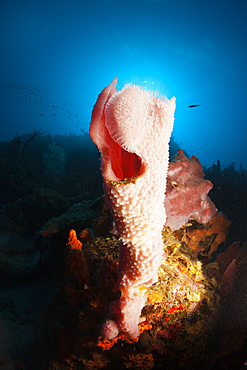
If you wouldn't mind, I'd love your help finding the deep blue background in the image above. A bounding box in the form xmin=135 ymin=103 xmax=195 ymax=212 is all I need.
xmin=1 ymin=0 xmax=247 ymax=169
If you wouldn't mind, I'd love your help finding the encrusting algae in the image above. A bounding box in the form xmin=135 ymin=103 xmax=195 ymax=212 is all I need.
xmin=42 ymin=210 xmax=229 ymax=370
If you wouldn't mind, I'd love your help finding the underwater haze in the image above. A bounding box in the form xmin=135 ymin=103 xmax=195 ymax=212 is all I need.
xmin=0 ymin=0 xmax=247 ymax=169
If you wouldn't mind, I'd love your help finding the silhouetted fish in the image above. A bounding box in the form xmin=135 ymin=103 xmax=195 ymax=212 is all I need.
xmin=40 ymin=113 xmax=44 ymax=115
xmin=188 ymin=104 xmax=201 ymax=108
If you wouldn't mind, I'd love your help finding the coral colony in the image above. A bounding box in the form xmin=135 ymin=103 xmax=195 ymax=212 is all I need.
xmin=90 ymin=76 xmax=175 ymax=339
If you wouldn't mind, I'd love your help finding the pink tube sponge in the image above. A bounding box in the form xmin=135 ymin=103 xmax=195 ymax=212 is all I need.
xmin=164 ymin=149 xmax=217 ymax=230
xmin=90 ymin=77 xmax=175 ymax=339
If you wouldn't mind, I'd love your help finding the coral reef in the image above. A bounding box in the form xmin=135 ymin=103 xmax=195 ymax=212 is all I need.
xmin=90 ymin=77 xmax=176 ymax=339
xmin=205 ymin=159 xmax=247 ymax=243
xmin=164 ymin=149 xmax=217 ymax=230
xmin=39 ymin=198 xmax=100 ymax=237
xmin=176 ymin=211 xmax=231 ymax=259
xmin=0 ymin=130 xmax=102 ymax=205
xmin=123 ymin=353 xmax=154 ymax=369
xmin=42 ymin=210 xmax=245 ymax=369
xmin=0 ymin=233 xmax=40 ymax=287
xmin=0 ymin=129 xmax=246 ymax=369
xmin=0 ymin=188 xmax=70 ymax=236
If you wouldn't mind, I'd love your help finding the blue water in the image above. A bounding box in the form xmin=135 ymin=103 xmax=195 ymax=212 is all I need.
xmin=0 ymin=0 xmax=247 ymax=170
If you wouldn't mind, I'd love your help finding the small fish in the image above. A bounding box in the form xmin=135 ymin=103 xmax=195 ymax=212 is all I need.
xmin=188 ymin=104 xmax=201 ymax=108
xmin=40 ymin=113 xmax=44 ymax=115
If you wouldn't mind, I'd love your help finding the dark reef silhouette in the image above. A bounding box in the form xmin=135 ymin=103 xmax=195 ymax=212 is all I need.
xmin=0 ymin=131 xmax=245 ymax=244
xmin=0 ymin=131 xmax=246 ymax=370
